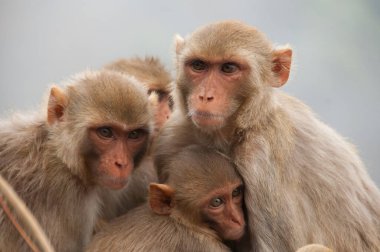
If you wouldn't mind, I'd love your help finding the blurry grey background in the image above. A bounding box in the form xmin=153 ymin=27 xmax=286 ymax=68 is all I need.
xmin=1 ymin=0 xmax=379 ymax=185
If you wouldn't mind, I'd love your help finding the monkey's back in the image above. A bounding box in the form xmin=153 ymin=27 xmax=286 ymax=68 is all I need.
xmin=87 ymin=205 xmax=231 ymax=252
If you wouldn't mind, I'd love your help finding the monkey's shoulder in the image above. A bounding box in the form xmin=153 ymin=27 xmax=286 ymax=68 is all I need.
xmin=0 ymin=115 xmax=48 ymax=170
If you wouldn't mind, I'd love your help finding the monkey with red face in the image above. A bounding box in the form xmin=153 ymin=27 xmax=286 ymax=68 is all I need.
xmin=86 ymin=145 xmax=245 ymax=252
xmin=155 ymin=20 xmax=380 ymax=251
xmin=0 ymin=70 xmax=152 ymax=252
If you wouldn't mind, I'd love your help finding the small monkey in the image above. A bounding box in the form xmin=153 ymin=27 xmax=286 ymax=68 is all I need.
xmin=0 ymin=70 xmax=152 ymax=251
xmin=155 ymin=20 xmax=380 ymax=251
xmin=97 ymin=57 xmax=174 ymax=221
xmin=86 ymin=145 xmax=245 ymax=252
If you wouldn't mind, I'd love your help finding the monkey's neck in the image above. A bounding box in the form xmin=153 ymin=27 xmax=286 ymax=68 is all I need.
xmin=192 ymin=125 xmax=234 ymax=154
xmin=170 ymin=209 xmax=221 ymax=241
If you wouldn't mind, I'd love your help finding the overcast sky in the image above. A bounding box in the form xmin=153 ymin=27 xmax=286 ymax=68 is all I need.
xmin=1 ymin=0 xmax=379 ymax=185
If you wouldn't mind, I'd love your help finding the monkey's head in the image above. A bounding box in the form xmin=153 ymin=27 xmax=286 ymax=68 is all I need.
xmin=149 ymin=145 xmax=245 ymax=241
xmin=174 ymin=20 xmax=292 ymax=132
xmin=104 ymin=57 xmax=172 ymax=93
xmin=46 ymin=70 xmax=152 ymax=190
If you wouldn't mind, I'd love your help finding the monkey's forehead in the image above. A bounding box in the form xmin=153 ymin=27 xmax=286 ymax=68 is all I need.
xmin=180 ymin=21 xmax=272 ymax=58
xmin=65 ymin=70 xmax=152 ymax=125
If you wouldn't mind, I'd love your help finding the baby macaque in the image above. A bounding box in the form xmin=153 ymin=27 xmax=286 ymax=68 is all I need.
xmin=86 ymin=145 xmax=245 ymax=252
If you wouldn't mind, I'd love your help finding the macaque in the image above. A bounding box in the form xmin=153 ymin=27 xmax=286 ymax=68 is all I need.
xmin=155 ymin=20 xmax=380 ymax=251
xmin=86 ymin=145 xmax=245 ymax=252
xmin=97 ymin=57 xmax=173 ymax=221
xmin=0 ymin=70 xmax=152 ymax=252
xmin=104 ymin=56 xmax=173 ymax=138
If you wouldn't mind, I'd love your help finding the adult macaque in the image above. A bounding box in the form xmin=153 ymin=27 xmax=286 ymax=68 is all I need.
xmin=155 ymin=20 xmax=380 ymax=251
xmin=0 ymin=70 xmax=151 ymax=252
xmin=104 ymin=56 xmax=173 ymax=138
xmin=97 ymin=57 xmax=173 ymax=221
xmin=86 ymin=145 xmax=245 ymax=252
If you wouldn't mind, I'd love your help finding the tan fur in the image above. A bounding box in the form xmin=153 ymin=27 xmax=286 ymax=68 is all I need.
xmin=296 ymin=244 xmax=333 ymax=252
xmin=86 ymin=145 xmax=239 ymax=252
xmin=0 ymin=70 xmax=151 ymax=252
xmin=104 ymin=56 xmax=172 ymax=93
xmin=97 ymin=57 xmax=173 ymax=221
xmin=155 ymin=20 xmax=380 ymax=251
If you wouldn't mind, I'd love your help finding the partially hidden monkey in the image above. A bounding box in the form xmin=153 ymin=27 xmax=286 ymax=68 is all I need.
xmin=0 ymin=70 xmax=152 ymax=252
xmin=155 ymin=20 xmax=380 ymax=251
xmin=104 ymin=56 xmax=173 ymax=139
xmin=97 ymin=57 xmax=174 ymax=221
xmin=86 ymin=145 xmax=245 ymax=252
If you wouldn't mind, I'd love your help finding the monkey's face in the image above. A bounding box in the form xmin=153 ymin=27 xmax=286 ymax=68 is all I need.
xmin=200 ymin=181 xmax=245 ymax=241
xmin=178 ymin=57 xmax=248 ymax=131
xmin=84 ymin=124 xmax=149 ymax=190
xmin=175 ymin=21 xmax=292 ymax=133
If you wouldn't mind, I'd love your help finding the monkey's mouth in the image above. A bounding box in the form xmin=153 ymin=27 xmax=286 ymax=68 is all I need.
xmin=223 ymin=227 xmax=245 ymax=241
xmin=189 ymin=110 xmax=225 ymax=128
xmin=100 ymin=176 xmax=129 ymax=190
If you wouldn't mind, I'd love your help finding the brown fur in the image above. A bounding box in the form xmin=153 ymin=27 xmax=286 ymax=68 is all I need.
xmin=155 ymin=20 xmax=380 ymax=251
xmin=0 ymin=70 xmax=151 ymax=252
xmin=86 ymin=145 xmax=242 ymax=252
xmin=104 ymin=56 xmax=172 ymax=93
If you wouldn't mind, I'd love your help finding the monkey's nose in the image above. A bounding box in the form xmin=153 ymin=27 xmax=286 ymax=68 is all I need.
xmin=115 ymin=161 xmax=127 ymax=169
xmin=198 ymin=95 xmax=214 ymax=102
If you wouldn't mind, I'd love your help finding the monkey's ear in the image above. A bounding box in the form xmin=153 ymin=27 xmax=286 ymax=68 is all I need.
xmin=149 ymin=183 xmax=174 ymax=215
xmin=47 ymin=86 xmax=68 ymax=125
xmin=148 ymin=91 xmax=159 ymax=107
xmin=174 ymin=34 xmax=185 ymax=55
xmin=271 ymin=45 xmax=292 ymax=87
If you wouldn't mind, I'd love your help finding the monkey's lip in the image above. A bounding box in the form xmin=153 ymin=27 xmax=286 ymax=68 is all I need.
xmin=101 ymin=177 xmax=129 ymax=190
xmin=191 ymin=111 xmax=224 ymax=127
xmin=224 ymin=227 xmax=245 ymax=241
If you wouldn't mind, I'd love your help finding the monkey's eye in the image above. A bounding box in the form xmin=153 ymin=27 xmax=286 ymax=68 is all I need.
xmin=157 ymin=91 xmax=168 ymax=102
xmin=128 ymin=129 xmax=145 ymax=139
xmin=210 ymin=197 xmax=224 ymax=208
xmin=191 ymin=60 xmax=207 ymax=72
xmin=221 ymin=63 xmax=239 ymax=74
xmin=168 ymin=96 xmax=174 ymax=110
xmin=232 ymin=186 xmax=242 ymax=197
xmin=97 ymin=127 xmax=114 ymax=139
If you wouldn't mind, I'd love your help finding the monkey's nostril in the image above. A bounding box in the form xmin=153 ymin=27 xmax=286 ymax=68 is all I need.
xmin=115 ymin=161 xmax=126 ymax=169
